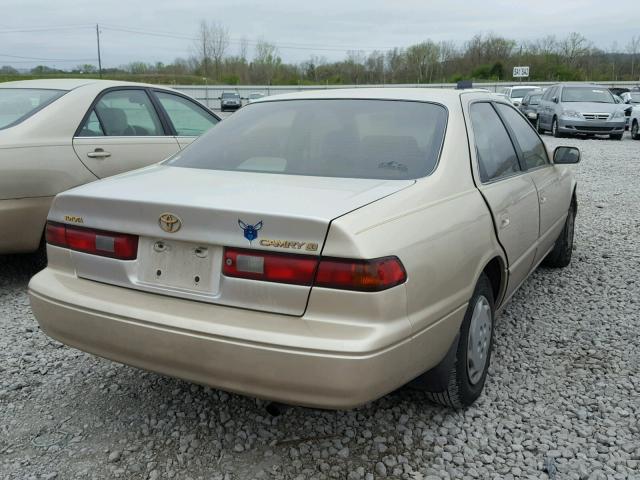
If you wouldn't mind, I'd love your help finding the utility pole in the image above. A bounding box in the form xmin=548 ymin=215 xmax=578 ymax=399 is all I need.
xmin=96 ymin=24 xmax=102 ymax=78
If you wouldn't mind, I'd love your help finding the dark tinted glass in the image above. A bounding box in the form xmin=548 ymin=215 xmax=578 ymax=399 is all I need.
xmin=167 ymin=99 xmax=448 ymax=180
xmin=470 ymin=103 xmax=520 ymax=182
xmin=495 ymin=104 xmax=548 ymax=169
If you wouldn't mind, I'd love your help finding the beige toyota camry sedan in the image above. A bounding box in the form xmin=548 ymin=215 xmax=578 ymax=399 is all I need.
xmin=29 ymin=88 xmax=580 ymax=409
xmin=0 ymin=79 xmax=219 ymax=255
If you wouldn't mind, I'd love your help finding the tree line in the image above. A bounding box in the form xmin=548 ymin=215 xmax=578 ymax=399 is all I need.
xmin=3 ymin=23 xmax=640 ymax=85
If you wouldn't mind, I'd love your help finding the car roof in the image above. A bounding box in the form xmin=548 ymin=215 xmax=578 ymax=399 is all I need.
xmin=0 ymin=78 xmax=160 ymax=91
xmin=254 ymin=87 xmax=491 ymax=105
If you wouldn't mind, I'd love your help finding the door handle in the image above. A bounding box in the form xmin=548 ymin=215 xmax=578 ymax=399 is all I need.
xmin=87 ymin=148 xmax=111 ymax=159
xmin=499 ymin=215 xmax=511 ymax=229
xmin=540 ymin=195 xmax=547 ymax=204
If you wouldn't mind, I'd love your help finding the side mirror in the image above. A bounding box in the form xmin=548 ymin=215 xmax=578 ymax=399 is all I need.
xmin=552 ymin=96 xmax=559 ymax=103
xmin=217 ymin=96 xmax=222 ymax=100
xmin=554 ymin=146 xmax=580 ymax=164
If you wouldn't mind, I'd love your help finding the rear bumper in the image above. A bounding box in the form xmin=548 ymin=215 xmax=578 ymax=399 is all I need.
xmin=28 ymin=262 xmax=459 ymax=409
xmin=558 ymin=118 xmax=625 ymax=135
xmin=0 ymin=196 xmax=52 ymax=254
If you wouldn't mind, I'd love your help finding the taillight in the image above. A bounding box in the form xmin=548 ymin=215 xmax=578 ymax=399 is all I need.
xmin=315 ymin=256 xmax=407 ymax=292
xmin=222 ymin=248 xmax=406 ymax=291
xmin=45 ymin=221 xmax=138 ymax=260
xmin=223 ymin=248 xmax=317 ymax=286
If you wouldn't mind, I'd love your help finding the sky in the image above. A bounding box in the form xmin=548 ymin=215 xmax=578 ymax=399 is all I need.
xmin=1 ymin=0 xmax=638 ymax=70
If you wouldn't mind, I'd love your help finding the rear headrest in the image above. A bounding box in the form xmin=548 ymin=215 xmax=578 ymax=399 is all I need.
xmin=97 ymin=107 xmax=128 ymax=135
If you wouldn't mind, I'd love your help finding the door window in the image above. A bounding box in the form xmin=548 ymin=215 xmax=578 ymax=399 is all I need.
xmin=78 ymin=110 xmax=104 ymax=136
xmin=81 ymin=89 xmax=164 ymax=136
xmin=470 ymin=102 xmax=521 ymax=183
xmin=495 ymin=104 xmax=548 ymax=169
xmin=154 ymin=91 xmax=218 ymax=136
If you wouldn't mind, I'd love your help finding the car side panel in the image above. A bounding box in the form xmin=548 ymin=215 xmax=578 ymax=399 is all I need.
xmin=72 ymin=136 xmax=181 ymax=178
xmin=528 ymin=165 xmax=573 ymax=265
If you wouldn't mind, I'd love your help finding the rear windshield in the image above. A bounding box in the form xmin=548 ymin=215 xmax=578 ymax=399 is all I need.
xmin=528 ymin=94 xmax=542 ymax=105
xmin=510 ymin=87 xmax=538 ymax=99
xmin=562 ymin=87 xmax=614 ymax=103
xmin=0 ymin=88 xmax=66 ymax=129
xmin=166 ymin=99 xmax=448 ymax=180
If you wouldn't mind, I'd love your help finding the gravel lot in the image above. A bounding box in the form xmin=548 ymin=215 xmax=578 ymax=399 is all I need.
xmin=1 ymin=133 xmax=639 ymax=480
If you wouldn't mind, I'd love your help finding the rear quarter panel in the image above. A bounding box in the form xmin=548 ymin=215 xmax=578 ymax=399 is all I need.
xmin=322 ymin=108 xmax=506 ymax=373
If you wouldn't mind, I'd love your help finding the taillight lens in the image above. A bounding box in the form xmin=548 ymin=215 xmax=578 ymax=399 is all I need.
xmin=315 ymin=256 xmax=407 ymax=292
xmin=223 ymin=248 xmax=317 ymax=286
xmin=222 ymin=248 xmax=406 ymax=291
xmin=45 ymin=221 xmax=138 ymax=260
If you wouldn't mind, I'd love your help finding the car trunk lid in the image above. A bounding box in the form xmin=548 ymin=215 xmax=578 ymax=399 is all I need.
xmin=49 ymin=165 xmax=413 ymax=315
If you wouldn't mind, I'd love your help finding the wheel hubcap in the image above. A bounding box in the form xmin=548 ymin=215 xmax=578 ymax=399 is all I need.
xmin=467 ymin=296 xmax=492 ymax=385
xmin=633 ymin=123 xmax=638 ymax=138
xmin=553 ymin=120 xmax=557 ymax=135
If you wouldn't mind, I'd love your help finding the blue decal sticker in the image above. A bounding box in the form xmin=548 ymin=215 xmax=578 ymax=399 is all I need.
xmin=238 ymin=219 xmax=263 ymax=244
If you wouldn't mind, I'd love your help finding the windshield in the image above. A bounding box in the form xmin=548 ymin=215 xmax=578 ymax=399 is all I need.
xmin=562 ymin=87 xmax=614 ymax=103
xmin=167 ymin=99 xmax=448 ymax=180
xmin=628 ymin=93 xmax=640 ymax=103
xmin=510 ymin=88 xmax=538 ymax=99
xmin=0 ymin=88 xmax=66 ymax=129
xmin=528 ymin=94 xmax=542 ymax=105
xmin=222 ymin=93 xmax=238 ymax=99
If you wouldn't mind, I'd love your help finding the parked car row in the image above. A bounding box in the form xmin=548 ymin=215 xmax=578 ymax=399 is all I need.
xmin=0 ymin=80 xmax=583 ymax=410
xmin=502 ymin=83 xmax=636 ymax=140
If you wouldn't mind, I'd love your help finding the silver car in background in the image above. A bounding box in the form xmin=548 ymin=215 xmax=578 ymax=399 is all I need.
xmin=536 ymin=84 xmax=626 ymax=139
xmin=500 ymin=85 xmax=541 ymax=106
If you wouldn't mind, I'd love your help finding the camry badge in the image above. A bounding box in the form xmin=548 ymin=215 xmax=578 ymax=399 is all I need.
xmin=159 ymin=213 xmax=182 ymax=233
xmin=238 ymin=219 xmax=263 ymax=244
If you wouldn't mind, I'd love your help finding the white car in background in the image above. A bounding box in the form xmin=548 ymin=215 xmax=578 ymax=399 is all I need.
xmin=247 ymin=92 xmax=265 ymax=103
xmin=501 ymin=85 xmax=541 ymax=107
xmin=0 ymin=79 xmax=219 ymax=256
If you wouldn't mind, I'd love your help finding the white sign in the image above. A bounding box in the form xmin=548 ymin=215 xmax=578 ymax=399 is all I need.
xmin=513 ymin=66 xmax=530 ymax=78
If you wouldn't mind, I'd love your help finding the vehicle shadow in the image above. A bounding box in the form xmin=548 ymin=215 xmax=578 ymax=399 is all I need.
xmin=0 ymin=252 xmax=44 ymax=290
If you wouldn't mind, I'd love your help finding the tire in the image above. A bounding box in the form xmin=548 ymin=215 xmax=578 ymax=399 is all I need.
xmin=631 ymin=120 xmax=640 ymax=140
xmin=610 ymin=133 xmax=623 ymax=140
xmin=543 ymin=200 xmax=576 ymax=268
xmin=423 ymin=273 xmax=495 ymax=408
xmin=552 ymin=117 xmax=562 ymax=138
xmin=536 ymin=117 xmax=545 ymax=134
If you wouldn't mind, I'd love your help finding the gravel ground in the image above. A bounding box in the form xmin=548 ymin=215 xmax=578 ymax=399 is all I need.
xmin=1 ymin=133 xmax=639 ymax=480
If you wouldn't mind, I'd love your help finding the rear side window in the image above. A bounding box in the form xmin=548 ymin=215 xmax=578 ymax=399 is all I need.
xmin=470 ymin=103 xmax=520 ymax=183
xmin=0 ymin=88 xmax=66 ymax=130
xmin=495 ymin=104 xmax=548 ymax=170
xmin=154 ymin=91 xmax=218 ymax=136
xmin=80 ymin=89 xmax=164 ymax=136
xmin=167 ymin=99 xmax=448 ymax=180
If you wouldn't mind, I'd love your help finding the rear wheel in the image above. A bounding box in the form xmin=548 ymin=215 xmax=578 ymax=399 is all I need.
xmin=552 ymin=117 xmax=562 ymax=138
xmin=632 ymin=120 xmax=640 ymax=140
xmin=543 ymin=200 xmax=576 ymax=268
xmin=423 ymin=273 xmax=495 ymax=408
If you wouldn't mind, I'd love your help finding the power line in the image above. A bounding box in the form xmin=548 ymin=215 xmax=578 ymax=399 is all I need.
xmin=99 ymin=24 xmax=395 ymax=53
xmin=0 ymin=24 xmax=94 ymax=34
xmin=0 ymin=52 xmax=95 ymax=62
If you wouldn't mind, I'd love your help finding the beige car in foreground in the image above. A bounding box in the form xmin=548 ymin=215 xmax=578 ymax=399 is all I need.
xmin=0 ymin=79 xmax=219 ymax=255
xmin=29 ymin=88 xmax=580 ymax=409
